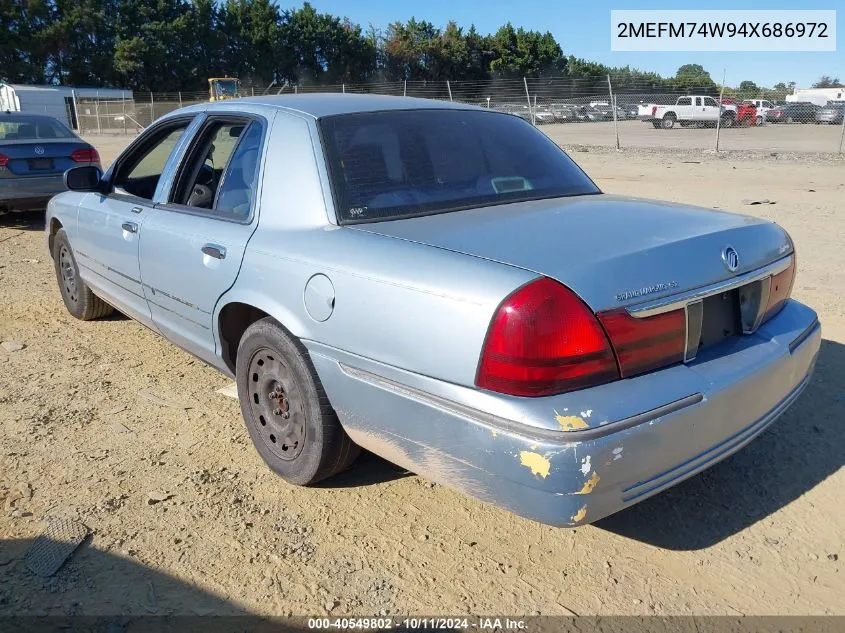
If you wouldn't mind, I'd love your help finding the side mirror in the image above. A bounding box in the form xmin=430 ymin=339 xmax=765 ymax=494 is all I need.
xmin=64 ymin=165 xmax=103 ymax=192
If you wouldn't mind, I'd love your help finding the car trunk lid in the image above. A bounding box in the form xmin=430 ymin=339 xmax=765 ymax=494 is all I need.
xmin=0 ymin=141 xmax=94 ymax=177
xmin=350 ymin=194 xmax=792 ymax=313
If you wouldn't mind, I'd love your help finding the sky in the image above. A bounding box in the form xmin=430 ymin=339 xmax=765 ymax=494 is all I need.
xmin=307 ymin=0 xmax=842 ymax=88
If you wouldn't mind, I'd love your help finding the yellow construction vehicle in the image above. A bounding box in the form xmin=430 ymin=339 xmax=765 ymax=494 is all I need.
xmin=208 ymin=77 xmax=241 ymax=102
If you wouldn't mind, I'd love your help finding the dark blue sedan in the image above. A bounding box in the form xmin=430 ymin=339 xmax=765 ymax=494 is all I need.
xmin=0 ymin=112 xmax=100 ymax=213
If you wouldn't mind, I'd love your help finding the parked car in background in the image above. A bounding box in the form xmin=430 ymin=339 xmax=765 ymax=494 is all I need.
xmin=735 ymin=102 xmax=758 ymax=126
xmin=766 ymin=102 xmax=820 ymax=123
xmin=618 ymin=103 xmax=640 ymax=118
xmin=46 ymin=94 xmax=819 ymax=527
xmin=742 ymin=99 xmax=775 ymax=124
xmin=577 ymin=105 xmax=607 ymax=122
xmin=533 ymin=106 xmax=556 ymax=124
xmin=493 ymin=104 xmax=532 ymax=123
xmin=0 ymin=113 xmax=100 ymax=214
xmin=815 ymin=102 xmax=845 ymax=125
xmin=549 ymin=104 xmax=580 ymax=123
xmin=640 ymin=96 xmax=737 ymax=129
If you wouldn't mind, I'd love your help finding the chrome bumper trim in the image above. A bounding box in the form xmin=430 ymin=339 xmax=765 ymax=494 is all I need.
xmin=628 ymin=255 xmax=793 ymax=319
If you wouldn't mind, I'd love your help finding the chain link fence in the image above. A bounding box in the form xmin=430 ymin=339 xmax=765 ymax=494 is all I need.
xmin=73 ymin=77 xmax=845 ymax=154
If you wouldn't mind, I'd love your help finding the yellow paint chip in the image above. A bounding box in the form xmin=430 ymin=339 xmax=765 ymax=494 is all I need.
xmin=571 ymin=505 xmax=587 ymax=523
xmin=555 ymin=414 xmax=588 ymax=431
xmin=577 ymin=471 xmax=600 ymax=494
xmin=519 ymin=451 xmax=551 ymax=479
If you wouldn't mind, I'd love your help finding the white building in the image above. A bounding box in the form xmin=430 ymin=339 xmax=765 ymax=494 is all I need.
xmin=0 ymin=83 xmax=132 ymax=130
xmin=786 ymin=87 xmax=845 ymax=106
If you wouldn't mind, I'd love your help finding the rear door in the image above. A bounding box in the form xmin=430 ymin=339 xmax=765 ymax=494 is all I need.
xmin=675 ymin=97 xmax=693 ymax=120
xmin=137 ymin=114 xmax=268 ymax=364
xmin=701 ymin=96 xmax=721 ymax=122
xmin=72 ymin=116 xmax=199 ymax=325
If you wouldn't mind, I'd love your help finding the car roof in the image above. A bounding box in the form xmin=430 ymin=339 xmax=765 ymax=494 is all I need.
xmin=192 ymin=93 xmax=482 ymax=119
xmin=0 ymin=112 xmax=62 ymax=121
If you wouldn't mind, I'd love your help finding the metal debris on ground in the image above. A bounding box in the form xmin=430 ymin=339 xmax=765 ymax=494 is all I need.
xmin=215 ymin=382 xmax=239 ymax=399
xmin=24 ymin=518 xmax=90 ymax=577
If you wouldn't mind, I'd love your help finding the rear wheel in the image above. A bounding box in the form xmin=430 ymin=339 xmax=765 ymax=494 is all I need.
xmin=661 ymin=114 xmax=676 ymax=129
xmin=236 ymin=317 xmax=359 ymax=485
xmin=651 ymin=121 xmax=661 ymax=129
xmin=52 ymin=229 xmax=113 ymax=321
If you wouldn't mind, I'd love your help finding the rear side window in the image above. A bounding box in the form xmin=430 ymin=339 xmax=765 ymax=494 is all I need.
xmin=0 ymin=116 xmax=75 ymax=140
xmin=677 ymin=97 xmax=692 ymax=106
xmin=320 ymin=109 xmax=599 ymax=223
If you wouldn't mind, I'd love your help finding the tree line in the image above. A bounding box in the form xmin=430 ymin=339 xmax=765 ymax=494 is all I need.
xmin=0 ymin=1 xmax=833 ymax=98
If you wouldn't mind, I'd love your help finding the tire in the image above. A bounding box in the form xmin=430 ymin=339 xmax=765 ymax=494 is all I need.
xmin=236 ymin=317 xmax=359 ymax=485
xmin=720 ymin=115 xmax=734 ymax=128
xmin=756 ymin=116 xmax=763 ymax=126
xmin=52 ymin=229 xmax=113 ymax=321
xmin=651 ymin=121 xmax=661 ymax=129
xmin=786 ymin=116 xmax=794 ymax=124
xmin=661 ymin=114 xmax=676 ymax=129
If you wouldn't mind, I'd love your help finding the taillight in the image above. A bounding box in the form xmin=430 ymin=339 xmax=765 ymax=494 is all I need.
xmin=70 ymin=147 xmax=100 ymax=163
xmin=762 ymin=255 xmax=796 ymax=324
xmin=651 ymin=105 xmax=657 ymax=116
xmin=0 ymin=153 xmax=8 ymax=167
xmin=597 ymin=308 xmax=686 ymax=377
xmin=476 ymin=278 xmax=619 ymax=397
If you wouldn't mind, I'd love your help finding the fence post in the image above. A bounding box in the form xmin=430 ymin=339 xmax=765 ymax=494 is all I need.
xmin=295 ymin=86 xmax=298 ymax=95
xmin=715 ymin=69 xmax=726 ymax=152
xmin=523 ymin=77 xmax=534 ymax=125
xmin=607 ymin=74 xmax=620 ymax=150
xmin=178 ymin=92 xmax=183 ymax=107
xmin=839 ymin=109 xmax=845 ymax=154
xmin=71 ymin=89 xmax=80 ymax=132
xmin=122 ymin=97 xmax=127 ymax=135
xmin=150 ymin=92 xmax=155 ymax=126
xmin=251 ymin=87 xmax=255 ymax=97
xmin=447 ymin=80 xmax=452 ymax=102
xmin=342 ymin=84 xmax=346 ymax=94
xmin=403 ymin=80 xmax=407 ymax=97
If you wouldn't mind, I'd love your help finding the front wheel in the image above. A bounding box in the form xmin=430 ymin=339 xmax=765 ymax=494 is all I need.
xmin=236 ymin=317 xmax=359 ymax=485
xmin=720 ymin=115 xmax=734 ymax=128
xmin=52 ymin=229 xmax=113 ymax=321
xmin=756 ymin=116 xmax=763 ymax=126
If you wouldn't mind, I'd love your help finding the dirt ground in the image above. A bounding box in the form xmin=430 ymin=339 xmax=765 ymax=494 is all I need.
xmin=544 ymin=119 xmax=845 ymax=154
xmin=0 ymin=137 xmax=843 ymax=618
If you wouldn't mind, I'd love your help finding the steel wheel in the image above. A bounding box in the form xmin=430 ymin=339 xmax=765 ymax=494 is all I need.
xmin=52 ymin=228 xmax=113 ymax=321
xmin=246 ymin=348 xmax=306 ymax=461
xmin=59 ymin=244 xmax=79 ymax=308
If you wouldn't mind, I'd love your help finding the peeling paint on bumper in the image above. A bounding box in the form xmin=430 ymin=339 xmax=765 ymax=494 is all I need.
xmin=307 ymin=299 xmax=821 ymax=527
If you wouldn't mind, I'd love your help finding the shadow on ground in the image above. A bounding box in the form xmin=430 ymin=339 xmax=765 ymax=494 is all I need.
xmin=0 ymin=538 xmax=315 ymax=631
xmin=315 ymin=450 xmax=412 ymax=488
xmin=0 ymin=210 xmax=46 ymax=232
xmin=596 ymin=338 xmax=843 ymax=549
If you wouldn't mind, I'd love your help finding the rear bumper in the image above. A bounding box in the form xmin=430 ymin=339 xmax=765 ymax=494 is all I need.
xmin=0 ymin=175 xmax=66 ymax=210
xmin=308 ymin=299 xmax=820 ymax=527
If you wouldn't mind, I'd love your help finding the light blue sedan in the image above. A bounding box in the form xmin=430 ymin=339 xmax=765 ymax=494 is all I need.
xmin=46 ymin=94 xmax=820 ymax=526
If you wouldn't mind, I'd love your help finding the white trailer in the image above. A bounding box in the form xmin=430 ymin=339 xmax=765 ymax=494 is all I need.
xmin=0 ymin=83 xmax=132 ymax=130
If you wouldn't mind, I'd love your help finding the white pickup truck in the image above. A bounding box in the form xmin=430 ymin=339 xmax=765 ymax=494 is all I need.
xmin=638 ymin=96 xmax=737 ymax=129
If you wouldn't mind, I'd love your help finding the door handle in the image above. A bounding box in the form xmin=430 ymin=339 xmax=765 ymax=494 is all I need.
xmin=201 ymin=244 xmax=226 ymax=260
xmin=121 ymin=222 xmax=138 ymax=233
xmin=131 ymin=206 xmax=143 ymax=213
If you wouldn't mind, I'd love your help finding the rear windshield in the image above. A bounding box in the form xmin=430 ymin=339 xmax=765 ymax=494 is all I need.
xmin=320 ymin=109 xmax=600 ymax=223
xmin=0 ymin=115 xmax=75 ymax=141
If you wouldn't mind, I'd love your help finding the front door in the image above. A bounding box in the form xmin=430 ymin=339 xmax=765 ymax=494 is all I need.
xmin=73 ymin=117 xmax=196 ymax=325
xmin=138 ymin=115 xmax=268 ymax=364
